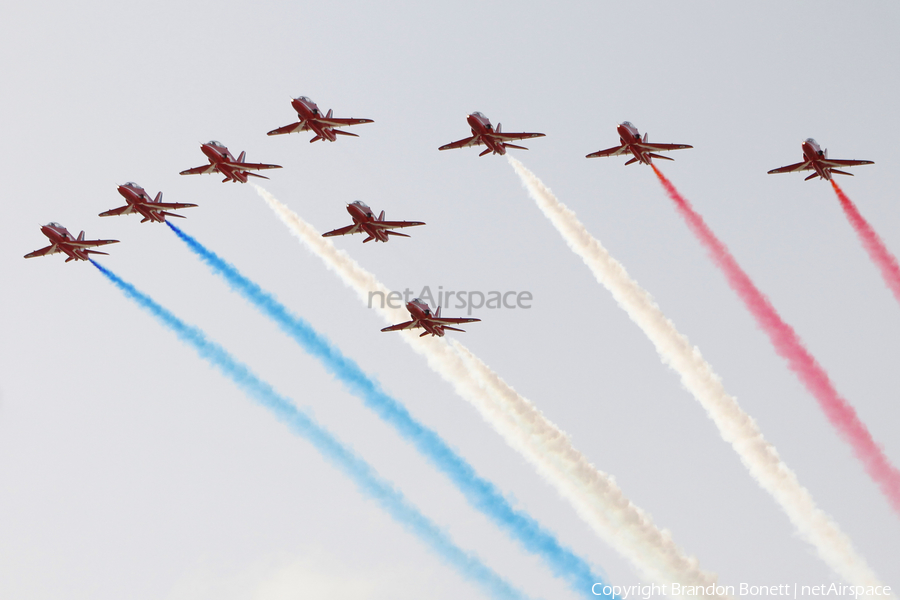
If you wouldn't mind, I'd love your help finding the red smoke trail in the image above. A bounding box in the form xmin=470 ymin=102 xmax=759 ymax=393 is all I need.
xmin=831 ymin=180 xmax=900 ymax=306
xmin=651 ymin=164 xmax=900 ymax=517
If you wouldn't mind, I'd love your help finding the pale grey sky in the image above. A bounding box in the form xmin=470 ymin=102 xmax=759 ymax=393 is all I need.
xmin=1 ymin=1 xmax=898 ymax=598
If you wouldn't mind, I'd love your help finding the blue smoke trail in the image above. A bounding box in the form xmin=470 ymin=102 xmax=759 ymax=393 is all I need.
xmin=91 ymin=260 xmax=529 ymax=600
xmin=167 ymin=221 xmax=610 ymax=598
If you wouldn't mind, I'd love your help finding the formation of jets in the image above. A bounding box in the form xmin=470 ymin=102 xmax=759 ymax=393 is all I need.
xmin=25 ymin=95 xmax=878 ymax=335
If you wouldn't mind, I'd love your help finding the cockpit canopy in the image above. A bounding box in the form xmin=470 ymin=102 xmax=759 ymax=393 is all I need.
xmin=296 ymin=96 xmax=313 ymax=103
xmin=472 ymin=111 xmax=487 ymax=119
xmin=621 ymin=121 xmax=635 ymax=129
xmin=124 ymin=181 xmax=139 ymax=188
xmin=47 ymin=221 xmax=63 ymax=229
xmin=207 ymin=140 xmax=225 ymax=147
xmin=805 ymin=138 xmax=819 ymax=146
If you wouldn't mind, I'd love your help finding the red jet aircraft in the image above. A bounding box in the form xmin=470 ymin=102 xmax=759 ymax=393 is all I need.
xmin=586 ymin=121 xmax=692 ymax=165
xmin=439 ymin=112 xmax=545 ymax=156
xmin=381 ymin=298 xmax=480 ymax=337
xmin=267 ymin=96 xmax=374 ymax=142
xmin=180 ymin=141 xmax=282 ymax=183
xmin=99 ymin=182 xmax=197 ymax=223
xmin=24 ymin=222 xmax=119 ymax=262
xmin=767 ymin=138 xmax=873 ymax=181
xmin=322 ymin=201 xmax=425 ymax=243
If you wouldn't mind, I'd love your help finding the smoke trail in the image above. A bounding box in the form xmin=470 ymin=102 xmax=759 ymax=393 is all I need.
xmin=653 ymin=166 xmax=900 ymax=517
xmin=508 ymin=158 xmax=886 ymax=589
xmin=165 ymin=222 xmax=610 ymax=597
xmin=254 ymin=185 xmax=723 ymax=595
xmin=831 ymin=180 xmax=900 ymax=306
xmin=90 ymin=260 xmax=532 ymax=600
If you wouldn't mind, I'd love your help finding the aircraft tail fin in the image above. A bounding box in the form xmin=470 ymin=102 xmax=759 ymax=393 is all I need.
xmin=65 ymin=255 xmax=76 ymax=262
xmin=805 ymin=172 xmax=819 ymax=181
xmin=154 ymin=191 xmax=163 ymax=203
xmin=442 ymin=326 xmax=465 ymax=333
xmin=326 ymin=108 xmax=333 ymax=119
xmin=378 ymin=210 xmax=385 ymax=221
xmin=831 ymin=169 xmax=854 ymax=177
xmin=504 ymin=143 xmax=528 ymax=151
xmin=246 ymin=172 xmax=270 ymax=180
xmin=363 ymin=235 xmax=375 ymax=243
xmin=435 ymin=306 xmax=442 ymax=318
xmin=479 ymin=148 xmax=492 ymax=157
xmin=141 ymin=217 xmax=150 ymax=223
xmin=624 ymin=157 xmax=639 ymax=166
xmin=385 ymin=231 xmax=410 ymax=238
xmin=161 ymin=211 xmax=186 ymax=219
xmin=497 ymin=123 xmax=502 ymax=133
xmin=237 ymin=151 xmax=246 ymax=163
xmin=643 ymin=132 xmax=648 ymax=143
xmin=310 ymin=135 xmax=322 ymax=143
xmin=647 ymin=153 xmax=674 ymax=161
xmin=332 ymin=129 xmax=358 ymax=137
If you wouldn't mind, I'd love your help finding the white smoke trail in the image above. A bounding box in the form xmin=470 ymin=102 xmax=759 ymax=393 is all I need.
xmin=506 ymin=157 xmax=887 ymax=590
xmin=255 ymin=185 xmax=724 ymax=596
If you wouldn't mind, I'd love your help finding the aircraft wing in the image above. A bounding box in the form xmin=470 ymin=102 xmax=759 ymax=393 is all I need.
xmin=99 ymin=205 xmax=134 ymax=217
xmin=822 ymin=159 xmax=874 ymax=167
xmin=439 ymin=136 xmax=479 ymax=151
xmin=152 ymin=201 xmax=199 ymax=210
xmin=227 ymin=161 xmax=282 ymax=172
xmin=369 ymin=220 xmax=426 ymax=230
xmin=637 ymin=142 xmax=693 ymax=151
xmin=432 ymin=317 xmax=481 ymax=325
xmin=586 ymin=144 xmax=628 ymax=158
xmin=767 ymin=160 xmax=812 ymax=174
xmin=70 ymin=238 xmax=119 ymax=248
xmin=267 ymin=122 xmax=310 ymax=136
xmin=319 ymin=117 xmax=374 ymax=127
xmin=180 ymin=164 xmax=219 ymax=176
xmin=494 ymin=132 xmax=545 ymax=141
xmin=381 ymin=320 xmax=419 ymax=332
xmin=322 ymin=224 xmax=361 ymax=237
xmin=24 ymin=245 xmax=59 ymax=259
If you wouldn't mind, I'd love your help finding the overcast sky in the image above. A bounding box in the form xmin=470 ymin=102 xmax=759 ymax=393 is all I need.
xmin=1 ymin=1 xmax=898 ymax=599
